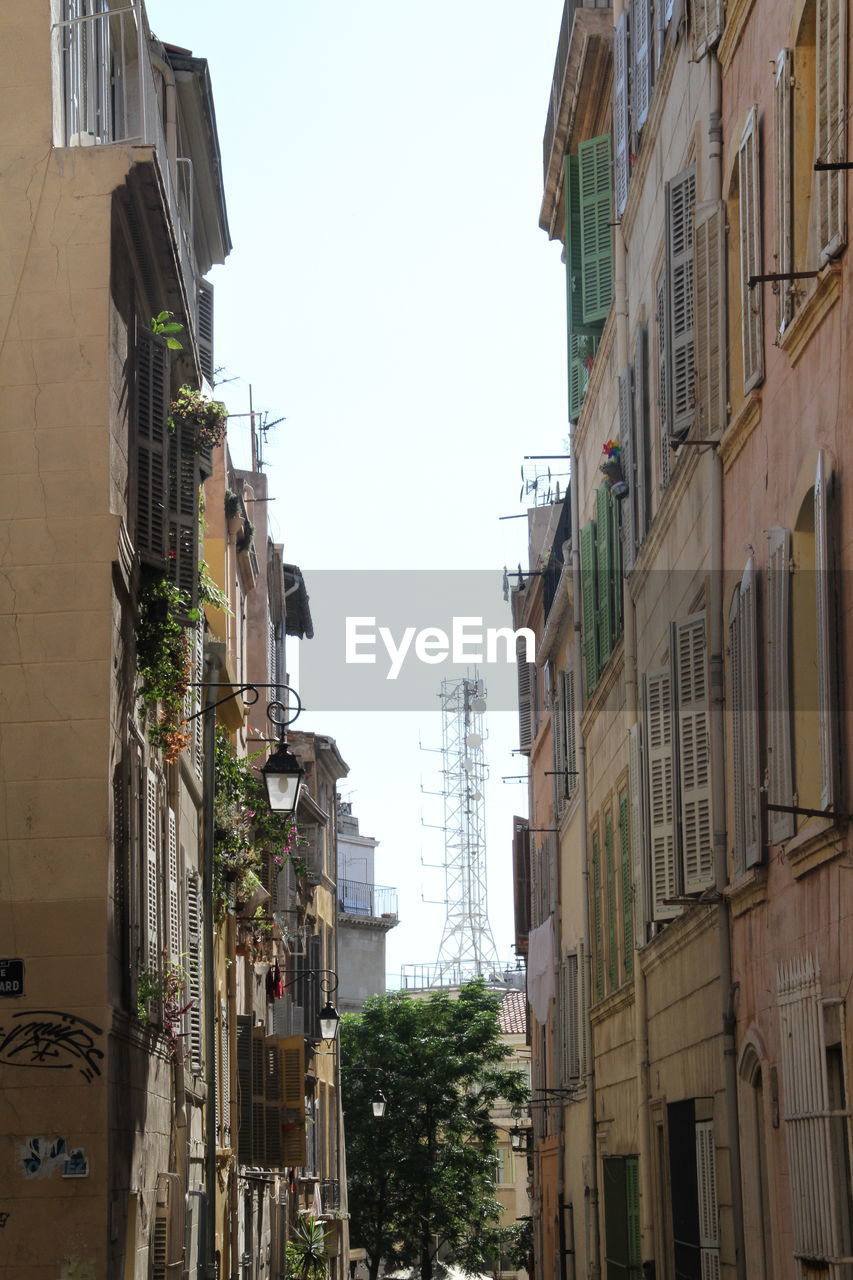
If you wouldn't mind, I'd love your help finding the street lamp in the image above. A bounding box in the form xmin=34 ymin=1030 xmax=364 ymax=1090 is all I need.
xmin=372 ymin=1089 xmax=387 ymax=1119
xmin=319 ymin=1000 xmax=341 ymax=1042
xmin=261 ymin=739 xmax=305 ymax=815
xmin=510 ymin=1125 xmax=526 ymax=1152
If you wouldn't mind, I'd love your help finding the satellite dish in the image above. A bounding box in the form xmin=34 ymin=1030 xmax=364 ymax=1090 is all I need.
xmin=471 ymin=789 xmax=482 ymax=801
xmin=466 ymin=732 xmax=482 ymax=749
xmin=471 ymin=696 xmax=487 ymax=714
xmin=462 ymin=759 xmax=473 ymax=773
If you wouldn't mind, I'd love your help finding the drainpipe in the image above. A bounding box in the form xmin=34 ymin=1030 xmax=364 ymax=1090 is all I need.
xmin=706 ymin=50 xmax=746 ymax=1280
xmin=571 ymin=439 xmax=599 ymax=1280
xmin=202 ymin=650 xmax=219 ymax=1278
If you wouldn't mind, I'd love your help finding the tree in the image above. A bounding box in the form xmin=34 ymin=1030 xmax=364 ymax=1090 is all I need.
xmin=340 ymin=980 xmax=529 ymax=1280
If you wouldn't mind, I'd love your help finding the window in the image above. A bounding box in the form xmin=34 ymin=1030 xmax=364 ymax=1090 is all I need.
xmin=620 ymin=326 xmax=652 ymax=573
xmin=564 ymin=137 xmax=614 ymax=420
xmin=632 ymin=0 xmax=654 ymax=136
xmin=603 ymin=1155 xmax=642 ymax=1280
xmin=666 ymin=167 xmax=697 ymax=439
xmin=614 ymin=12 xmax=631 ymax=215
xmin=559 ymin=953 xmax=581 ymax=1084
xmin=667 ymin=1101 xmax=720 ymax=1280
xmin=552 ymin=670 xmax=578 ymax=816
xmin=655 ymin=270 xmax=672 ymax=488
xmin=580 ymin=489 xmax=623 ymax=698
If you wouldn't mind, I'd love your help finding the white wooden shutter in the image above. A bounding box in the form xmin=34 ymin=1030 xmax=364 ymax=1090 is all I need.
xmin=186 ymin=870 xmax=203 ymax=1074
xmin=815 ymin=451 xmax=838 ymax=809
xmin=775 ymin=50 xmax=794 ymax=332
xmin=196 ymin=278 xmax=215 ymax=386
xmin=517 ymin=636 xmax=535 ymax=753
xmin=739 ymin=561 xmax=762 ymax=867
xmin=560 ymin=953 xmax=580 ymax=1083
xmin=565 ymin=670 xmax=577 ymax=798
xmin=633 ymin=326 xmax=650 ymax=541
xmin=738 ymin=108 xmax=764 ymax=392
xmin=694 ymin=201 xmax=727 ymax=436
xmin=144 ymin=770 xmax=160 ymax=971
xmin=691 ymin=0 xmax=724 ymax=60
xmin=766 ymin=527 xmax=794 ymax=841
xmin=578 ymin=938 xmax=589 ymax=1078
xmin=166 ymin=809 xmax=180 ymax=961
xmin=695 ymin=1121 xmax=721 ymax=1280
xmin=656 ymin=272 xmax=671 ymax=487
xmin=619 ymin=366 xmax=637 ymax=573
xmin=632 ymin=0 xmax=653 ymax=134
xmin=667 ymin=166 xmax=697 ymax=438
xmin=645 ymin=670 xmax=679 ymax=919
xmin=674 ymin=615 xmax=713 ymax=892
xmin=614 ymin=12 xmax=631 ymax=216
xmin=628 ymin=721 xmax=648 ymax=938
xmin=816 ymin=0 xmax=847 ymax=262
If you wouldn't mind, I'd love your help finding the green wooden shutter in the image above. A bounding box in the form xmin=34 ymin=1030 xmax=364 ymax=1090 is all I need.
xmin=591 ymin=830 xmax=604 ymax=1003
xmin=579 ymin=134 xmax=614 ymax=324
xmin=620 ymin=793 xmax=634 ymax=981
xmin=581 ymin=520 xmax=599 ymax=696
xmin=605 ymin=810 xmax=617 ymax=992
xmin=565 ymin=155 xmax=586 ymax=334
xmin=569 ymin=332 xmax=599 ymax=421
xmin=597 ymin=487 xmax=614 ymax=667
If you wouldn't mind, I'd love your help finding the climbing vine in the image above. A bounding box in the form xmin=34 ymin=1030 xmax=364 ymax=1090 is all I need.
xmin=136 ymin=574 xmax=193 ymax=762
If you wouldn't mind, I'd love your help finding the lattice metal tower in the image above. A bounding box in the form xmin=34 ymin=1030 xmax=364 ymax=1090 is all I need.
xmin=432 ymin=674 xmax=500 ymax=983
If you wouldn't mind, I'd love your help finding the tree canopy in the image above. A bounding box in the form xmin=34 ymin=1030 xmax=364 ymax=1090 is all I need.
xmin=340 ymin=980 xmax=529 ymax=1280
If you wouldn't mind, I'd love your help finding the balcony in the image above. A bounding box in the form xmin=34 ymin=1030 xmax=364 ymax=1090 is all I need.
xmin=337 ymin=878 xmax=398 ymax=923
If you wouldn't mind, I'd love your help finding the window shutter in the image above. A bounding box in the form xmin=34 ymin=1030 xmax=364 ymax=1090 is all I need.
xmin=666 ymin=166 xmax=697 ymax=439
xmin=196 ymin=278 xmax=215 ymax=386
xmin=306 ymin=934 xmax=322 ymax=1042
xmin=614 ymin=14 xmax=631 ymax=216
xmin=628 ymin=722 xmax=647 ymax=940
xmin=816 ymin=0 xmax=847 ymax=262
xmin=597 ymin=488 xmax=614 ymax=668
xmin=656 ymin=272 xmax=672 ymax=486
xmin=581 ymin=520 xmax=599 ymax=696
xmin=252 ymin=1027 xmax=267 ymax=1166
xmin=135 ymin=329 xmax=169 ymax=565
xmin=167 ymin=413 xmax=200 ymax=607
xmin=281 ymin=1035 xmax=307 ymax=1166
xmin=738 ymin=108 xmax=764 ymax=393
xmin=633 ymin=326 xmax=651 ymax=539
xmin=185 ymin=870 xmax=203 ymax=1074
xmin=605 ymin=811 xmax=617 ymax=992
xmin=565 ymin=155 xmax=587 ymax=335
xmin=695 ymin=1120 xmax=721 ymax=1279
xmin=645 ymin=670 xmax=679 ymax=919
xmin=691 ymin=0 xmax=724 ymax=59
xmin=516 ymin=635 xmax=535 ymax=753
xmin=694 ymin=201 xmax=727 ymax=437
xmin=619 ymin=793 xmax=634 ymax=981
xmin=221 ymin=998 xmax=231 ymax=1148
xmin=579 ymin=134 xmax=614 ymax=324
xmin=766 ymin=526 xmax=794 ymax=841
xmin=265 ymin=1036 xmax=283 ymax=1168
xmin=632 ymin=0 xmax=653 ymax=134
xmin=729 ymin=586 xmax=747 ymax=875
xmin=619 ymin=366 xmax=637 ymax=573
xmin=553 ymin=672 xmax=567 ymax=814
xmin=815 ymin=452 xmax=838 ymax=809
xmin=578 ymin=938 xmax=589 ymax=1077
xmin=569 ymin=332 xmax=599 ymax=421
xmin=561 ymin=953 xmax=580 ymax=1083
xmin=513 ymin=821 xmax=531 ymax=950
xmin=236 ymin=1014 xmax=254 ymax=1164
xmin=144 ymin=770 xmax=160 ymax=972
xmin=166 ymin=809 xmax=180 ymax=961
xmin=565 ymin=670 xmax=577 ymax=798
xmin=741 ymin=561 xmax=763 ymax=867
xmin=193 ymin=616 xmax=204 ymax=777
xmin=775 ymin=51 xmax=794 ymax=331
xmin=674 ymin=615 xmax=714 ymax=892
xmin=591 ymin=830 xmax=604 ymax=1003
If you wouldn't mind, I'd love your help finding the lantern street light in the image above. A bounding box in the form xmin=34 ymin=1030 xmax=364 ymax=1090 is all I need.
xmin=372 ymin=1089 xmax=387 ymax=1119
xmin=319 ymin=1000 xmax=341 ymax=1042
xmin=261 ymin=739 xmax=305 ymax=815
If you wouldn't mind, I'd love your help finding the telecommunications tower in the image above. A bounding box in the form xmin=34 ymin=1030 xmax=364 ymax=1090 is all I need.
xmin=431 ymin=674 xmax=500 ymax=983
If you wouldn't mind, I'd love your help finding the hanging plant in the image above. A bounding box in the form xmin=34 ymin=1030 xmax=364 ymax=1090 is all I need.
xmin=169 ymin=384 xmax=228 ymax=451
xmin=136 ymin=574 xmax=194 ymax=762
xmin=136 ymin=959 xmax=194 ymax=1060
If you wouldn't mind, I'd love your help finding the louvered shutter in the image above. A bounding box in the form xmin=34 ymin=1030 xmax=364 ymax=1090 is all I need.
xmin=565 ymin=155 xmax=587 ymax=335
xmin=579 ymin=134 xmax=614 ymax=324
xmin=569 ymin=332 xmax=599 ymax=421
xmin=674 ymin=615 xmax=713 ymax=892
xmin=695 ymin=1121 xmax=721 ymax=1280
xmin=815 ymin=452 xmax=838 ymax=809
xmin=561 ymin=953 xmax=580 ymax=1082
xmin=580 ymin=521 xmax=599 ymax=695
xmin=565 ymin=670 xmax=577 ymax=798
xmin=729 ymin=586 xmax=747 ymax=875
xmin=739 ymin=108 xmax=764 ymax=393
xmin=221 ymin=998 xmax=231 ymax=1148
xmin=656 ymin=272 xmax=671 ymax=486
xmin=610 ymin=490 xmax=622 ymax=637
xmin=591 ymin=831 xmax=604 ymax=1002
xmin=632 ymin=0 xmax=652 ymax=134
xmin=135 ymin=329 xmax=169 ymax=565
xmin=553 ymin=673 xmax=567 ymax=814
xmin=633 ymin=326 xmax=651 ymax=540
xmin=167 ymin=410 xmax=200 ymax=607
xmin=619 ymin=367 xmax=637 ymax=573
xmin=265 ymin=1036 xmax=283 ymax=1168
xmin=628 ymin=721 xmax=647 ymax=939
xmin=605 ymin=811 xmax=617 ymax=991
xmin=281 ymin=1035 xmax=307 ymax=1166
xmin=694 ymin=201 xmax=727 ymax=436
xmin=645 ymin=670 xmax=679 ymax=919
xmin=517 ymin=635 xmax=535 ymax=753
xmin=775 ymin=51 xmax=794 ymax=331
xmin=144 ymin=770 xmax=160 ymax=972
xmin=766 ymin=527 xmax=794 ymax=840
xmin=193 ymin=616 xmax=204 ymax=777
xmin=619 ymin=794 xmax=634 ymax=981
xmin=185 ymin=870 xmax=203 ymax=1074
xmin=197 ymin=278 xmax=215 ymax=387
xmin=578 ymin=938 xmax=589 ymax=1077
xmin=236 ymin=1014 xmax=254 ymax=1164
xmin=614 ymin=15 xmax=631 ymax=216
xmin=252 ymin=1028 xmax=267 ymax=1165
xmin=597 ymin=488 xmax=614 ymax=668
xmin=740 ymin=561 xmax=763 ymax=867
xmin=691 ymin=0 xmax=724 ymax=59
xmin=166 ymin=809 xmax=180 ymax=961
xmin=666 ymin=166 xmax=697 ymax=438
xmin=626 ymin=1157 xmax=642 ymax=1273
xmin=816 ymin=0 xmax=847 ymax=262
xmin=306 ymin=934 xmax=322 ymax=1042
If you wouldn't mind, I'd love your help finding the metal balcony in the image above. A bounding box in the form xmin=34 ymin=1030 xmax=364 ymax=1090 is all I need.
xmin=337 ymin=877 xmax=398 ymax=921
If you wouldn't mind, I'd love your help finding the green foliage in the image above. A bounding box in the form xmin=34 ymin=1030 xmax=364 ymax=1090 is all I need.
xmin=285 ymin=1216 xmax=328 ymax=1280
xmin=341 ymin=980 xmax=529 ymax=1280
xmin=169 ymin=384 xmax=228 ymax=451
xmin=213 ymin=728 xmax=305 ymax=920
xmin=150 ymin=310 xmax=184 ymax=350
xmin=136 ymin=574 xmax=193 ymax=762
xmin=198 ymin=560 xmax=232 ymax=614
xmin=136 ymin=960 xmax=194 ymax=1060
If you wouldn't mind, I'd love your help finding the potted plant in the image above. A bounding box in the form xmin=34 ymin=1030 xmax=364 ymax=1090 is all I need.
xmin=599 ymin=440 xmax=629 ymax=500
xmin=169 ymin=384 xmax=228 ymax=478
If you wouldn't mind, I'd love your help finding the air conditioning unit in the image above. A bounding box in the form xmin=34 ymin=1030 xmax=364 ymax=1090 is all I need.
xmin=151 ymin=1173 xmax=184 ymax=1278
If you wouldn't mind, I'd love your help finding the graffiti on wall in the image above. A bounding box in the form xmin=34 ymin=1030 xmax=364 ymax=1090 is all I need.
xmin=0 ymin=1010 xmax=103 ymax=1081
xmin=18 ymin=1137 xmax=90 ymax=1180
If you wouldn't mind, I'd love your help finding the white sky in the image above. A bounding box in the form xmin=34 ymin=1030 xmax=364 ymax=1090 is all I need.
xmin=146 ymin=0 xmax=568 ymax=982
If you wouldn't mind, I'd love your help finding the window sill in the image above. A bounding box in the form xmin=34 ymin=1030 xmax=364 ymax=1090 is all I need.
xmin=782 ymin=815 xmax=846 ymax=878
xmin=777 ymin=262 xmax=842 ymax=368
xmin=720 ymin=392 xmax=762 ymax=473
xmin=725 ymin=866 xmax=768 ymax=918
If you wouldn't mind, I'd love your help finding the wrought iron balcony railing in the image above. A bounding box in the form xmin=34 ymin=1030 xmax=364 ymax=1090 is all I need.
xmin=337 ymin=877 xmax=398 ymax=920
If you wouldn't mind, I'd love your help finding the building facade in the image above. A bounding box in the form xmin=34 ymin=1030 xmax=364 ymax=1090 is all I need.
xmin=336 ymin=803 xmax=398 ymax=1015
